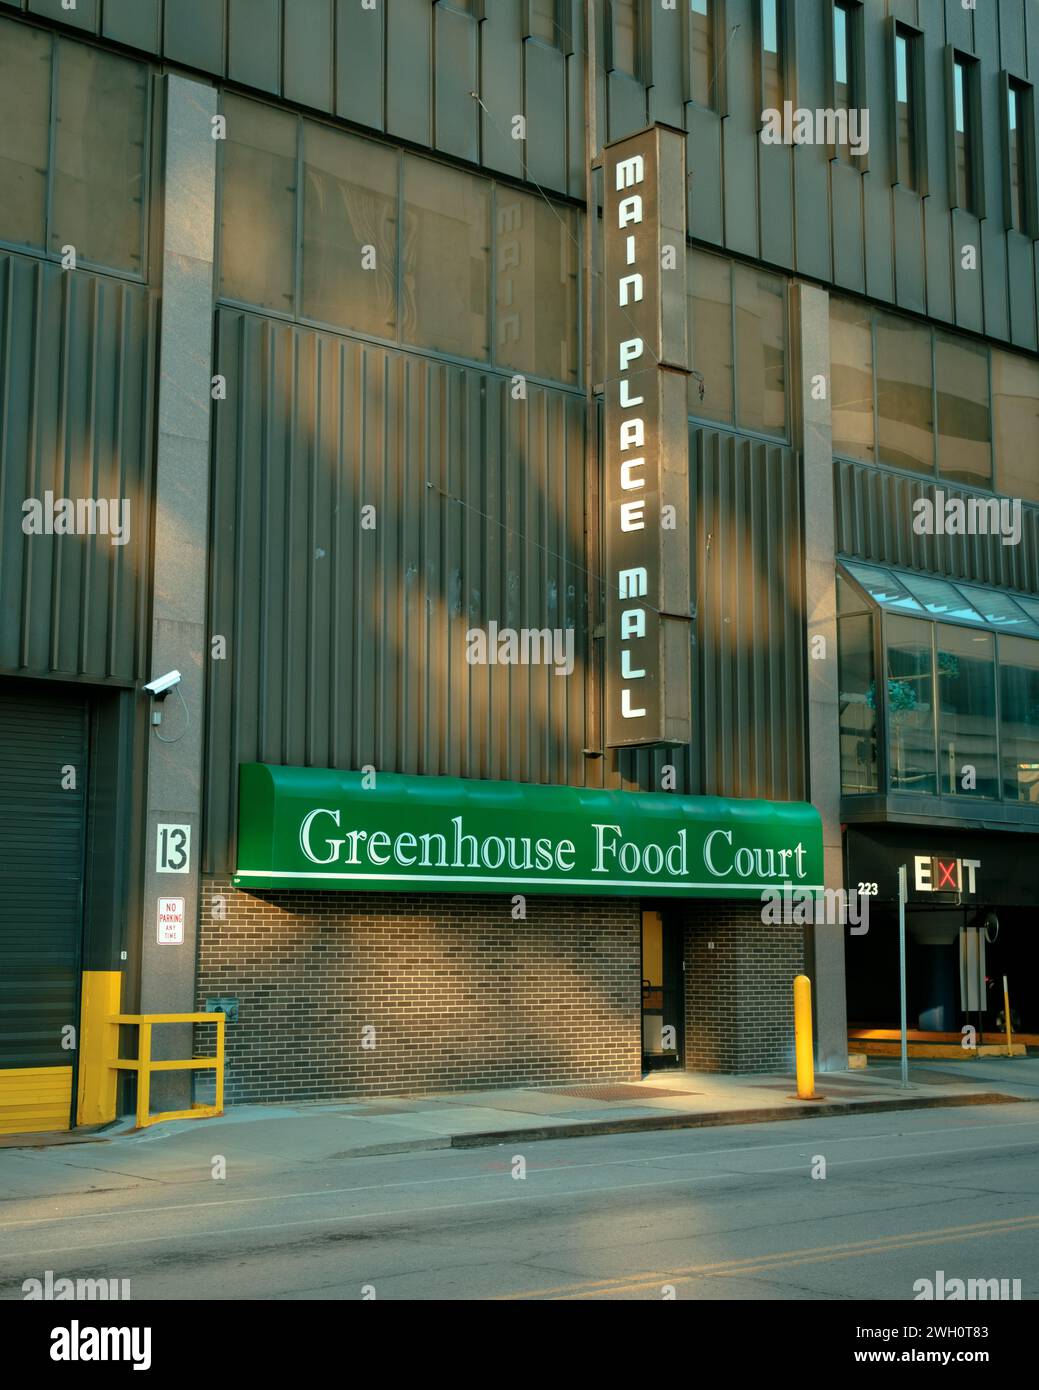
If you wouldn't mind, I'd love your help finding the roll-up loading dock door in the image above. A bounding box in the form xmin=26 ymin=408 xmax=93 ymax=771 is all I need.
xmin=0 ymin=683 xmax=88 ymax=1135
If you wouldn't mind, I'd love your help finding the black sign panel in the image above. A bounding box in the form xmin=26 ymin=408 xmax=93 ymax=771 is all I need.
xmin=603 ymin=125 xmax=691 ymax=748
xmin=845 ymin=825 xmax=1039 ymax=906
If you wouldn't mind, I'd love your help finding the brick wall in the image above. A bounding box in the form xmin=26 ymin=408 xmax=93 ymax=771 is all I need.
xmin=681 ymin=902 xmax=804 ymax=1073
xmin=197 ymin=879 xmax=642 ymax=1103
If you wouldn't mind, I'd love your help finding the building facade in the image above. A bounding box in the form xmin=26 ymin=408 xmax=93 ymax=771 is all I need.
xmin=0 ymin=0 xmax=1036 ymax=1131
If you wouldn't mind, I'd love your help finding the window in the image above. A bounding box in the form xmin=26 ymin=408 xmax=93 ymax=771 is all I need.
xmin=402 ymin=155 xmax=490 ymax=361
xmin=687 ymin=249 xmax=787 ymax=436
xmin=690 ymin=0 xmax=715 ymax=109
xmin=999 ymin=635 xmax=1039 ymax=802
xmin=935 ymin=332 xmax=992 ymax=489
xmin=886 ymin=616 xmax=937 ymax=795
xmin=220 ymin=98 xmax=580 ymax=382
xmin=527 ymin=0 xmax=560 ymax=46
xmin=1006 ymin=78 xmax=1033 ymax=235
xmin=734 ymin=263 xmax=786 ymax=436
xmin=875 ymin=312 xmax=933 ymax=475
xmin=0 ymin=21 xmax=50 ymax=250
xmin=688 ymin=248 xmax=733 ymax=424
xmin=302 ymin=125 xmax=398 ymax=339
xmin=830 ymin=297 xmax=874 ymax=464
xmin=219 ymin=96 xmax=297 ymax=313
xmin=894 ymin=26 xmax=921 ymax=191
xmin=838 ymin=602 xmax=878 ymax=794
xmin=992 ymin=349 xmax=1039 ymax=502
xmin=761 ymin=0 xmax=782 ymax=113
xmin=953 ymin=54 xmax=979 ymax=214
xmin=0 ymin=19 xmax=149 ymax=275
xmin=839 ymin=561 xmax=1039 ymax=805
xmin=611 ymin=0 xmax=641 ymax=78
xmin=936 ymin=625 xmax=998 ymax=798
xmin=494 ymin=188 xmax=578 ymax=384
xmin=833 ymin=1 xmax=861 ymax=161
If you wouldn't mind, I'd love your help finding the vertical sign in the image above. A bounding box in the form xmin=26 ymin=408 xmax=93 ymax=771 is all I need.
xmin=603 ymin=125 xmax=692 ymax=748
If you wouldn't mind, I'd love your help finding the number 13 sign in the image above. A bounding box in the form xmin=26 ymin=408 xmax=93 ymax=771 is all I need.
xmin=157 ymin=823 xmax=191 ymax=873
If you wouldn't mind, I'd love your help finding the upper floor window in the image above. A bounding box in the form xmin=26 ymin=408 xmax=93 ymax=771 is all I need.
xmin=760 ymin=0 xmax=783 ymax=113
xmin=894 ymin=26 xmax=921 ymax=191
xmin=218 ymin=94 xmax=580 ymax=386
xmin=0 ymin=17 xmax=149 ymax=277
xmin=689 ymin=0 xmax=715 ymax=109
xmin=833 ymin=1 xmax=862 ymax=162
xmin=688 ymin=248 xmax=787 ymax=438
xmin=952 ymin=53 xmax=981 ymax=215
xmin=1006 ymin=77 xmax=1034 ymax=235
xmin=610 ymin=0 xmax=643 ymax=80
xmin=526 ymin=0 xmax=562 ymax=47
xmin=830 ymin=299 xmax=997 ymax=493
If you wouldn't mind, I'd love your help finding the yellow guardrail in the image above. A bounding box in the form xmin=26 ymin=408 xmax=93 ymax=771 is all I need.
xmin=78 ymin=973 xmax=225 ymax=1129
xmin=109 ymin=1013 xmax=225 ymax=1129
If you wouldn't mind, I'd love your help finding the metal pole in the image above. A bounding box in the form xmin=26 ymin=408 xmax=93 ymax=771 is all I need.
xmin=898 ymin=863 xmax=909 ymax=1088
xmin=793 ymin=974 xmax=817 ymax=1099
xmin=1003 ymin=975 xmax=1014 ymax=1057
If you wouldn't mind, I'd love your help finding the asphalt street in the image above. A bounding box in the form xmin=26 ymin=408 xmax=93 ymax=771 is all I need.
xmin=1 ymin=1100 xmax=1037 ymax=1301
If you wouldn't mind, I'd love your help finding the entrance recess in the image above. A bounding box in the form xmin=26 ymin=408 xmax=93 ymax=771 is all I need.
xmin=0 ymin=682 xmax=88 ymax=1134
xmin=641 ymin=909 xmax=684 ymax=1070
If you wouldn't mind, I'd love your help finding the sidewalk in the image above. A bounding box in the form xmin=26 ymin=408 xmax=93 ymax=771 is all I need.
xmin=2 ymin=1059 xmax=1034 ymax=1181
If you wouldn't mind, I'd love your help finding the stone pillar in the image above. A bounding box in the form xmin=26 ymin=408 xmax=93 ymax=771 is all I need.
xmin=138 ymin=75 xmax=217 ymax=1109
xmin=795 ymin=281 xmax=848 ymax=1072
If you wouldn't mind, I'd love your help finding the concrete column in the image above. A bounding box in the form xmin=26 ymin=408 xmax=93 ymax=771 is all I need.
xmin=138 ymin=75 xmax=217 ymax=1109
xmin=795 ymin=281 xmax=848 ymax=1073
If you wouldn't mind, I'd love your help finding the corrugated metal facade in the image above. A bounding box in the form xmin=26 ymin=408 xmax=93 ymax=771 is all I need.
xmin=203 ymin=309 xmax=807 ymax=871
xmin=4 ymin=0 xmax=1039 ymax=354
xmin=0 ymin=251 xmax=155 ymax=682
xmin=834 ymin=457 xmax=1039 ymax=594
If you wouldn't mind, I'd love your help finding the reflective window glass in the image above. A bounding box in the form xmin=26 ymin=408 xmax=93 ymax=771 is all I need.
xmin=734 ymin=263 xmax=786 ymax=436
xmin=897 ymin=573 xmax=986 ymax=625
xmin=494 ymin=188 xmax=579 ymax=385
xmin=999 ymin=634 xmax=1039 ymax=803
xmin=219 ymin=96 xmax=297 ymax=313
xmin=529 ymin=0 xmax=560 ymax=46
xmin=762 ymin=0 xmax=781 ymax=112
xmin=936 ymin=624 xmax=998 ymax=798
xmin=51 ymin=42 xmax=148 ymax=272
xmin=0 ymin=19 xmax=51 ymax=250
xmin=876 ymin=312 xmax=934 ymax=474
xmin=956 ymin=584 xmax=1039 ymax=637
xmin=992 ymin=349 xmax=1039 ymax=503
xmin=830 ymin=297 xmax=875 ymax=463
xmin=690 ymin=0 xmax=714 ymax=108
xmin=688 ymin=248 xmax=733 ymax=423
xmin=302 ymin=124 xmax=398 ymax=339
xmin=844 ymin=562 xmax=923 ymax=614
xmin=886 ymin=616 xmax=937 ymax=794
xmin=402 ymin=155 xmax=490 ymax=360
xmin=839 ymin=612 xmax=878 ymax=793
xmin=936 ymin=332 xmax=991 ymax=488
xmin=613 ymin=0 xmax=639 ymax=76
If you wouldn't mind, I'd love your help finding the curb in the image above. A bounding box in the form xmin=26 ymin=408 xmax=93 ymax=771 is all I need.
xmin=449 ymin=1091 xmax=1030 ymax=1149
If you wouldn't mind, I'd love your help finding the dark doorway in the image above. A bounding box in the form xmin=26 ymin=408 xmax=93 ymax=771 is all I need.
xmin=641 ymin=909 xmax=684 ymax=1070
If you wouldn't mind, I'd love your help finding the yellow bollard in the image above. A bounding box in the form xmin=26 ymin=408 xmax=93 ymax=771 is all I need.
xmin=794 ymin=974 xmax=818 ymax=1099
xmin=1003 ymin=975 xmax=1014 ymax=1058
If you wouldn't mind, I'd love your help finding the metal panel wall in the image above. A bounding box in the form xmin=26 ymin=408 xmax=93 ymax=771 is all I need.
xmin=834 ymin=457 xmax=1039 ymax=595
xmin=0 ymin=253 xmax=155 ymax=682
xmin=2 ymin=2 xmax=1037 ymax=355
xmin=204 ymin=312 xmax=810 ymax=871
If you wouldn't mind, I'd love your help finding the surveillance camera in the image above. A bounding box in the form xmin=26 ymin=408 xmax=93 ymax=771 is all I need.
xmin=144 ymin=670 xmax=182 ymax=698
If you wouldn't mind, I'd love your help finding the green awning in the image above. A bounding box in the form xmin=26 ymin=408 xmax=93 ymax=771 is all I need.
xmin=233 ymin=765 xmax=823 ymax=900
